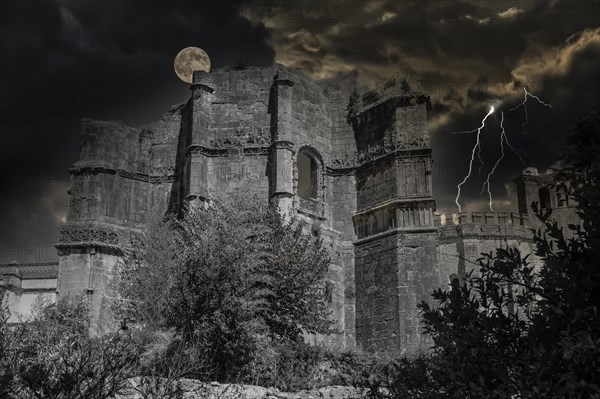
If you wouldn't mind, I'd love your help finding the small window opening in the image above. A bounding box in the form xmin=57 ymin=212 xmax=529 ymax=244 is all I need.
xmin=298 ymin=151 xmax=318 ymax=199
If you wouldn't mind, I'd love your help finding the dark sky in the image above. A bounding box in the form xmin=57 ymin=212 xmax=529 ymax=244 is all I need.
xmin=1 ymin=0 xmax=599 ymax=263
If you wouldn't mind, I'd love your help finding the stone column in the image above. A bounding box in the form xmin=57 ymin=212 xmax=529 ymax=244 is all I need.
xmin=185 ymin=72 xmax=214 ymax=209
xmin=270 ymin=76 xmax=295 ymax=220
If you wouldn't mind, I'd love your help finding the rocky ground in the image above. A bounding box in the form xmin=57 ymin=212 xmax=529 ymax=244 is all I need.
xmin=118 ymin=379 xmax=369 ymax=399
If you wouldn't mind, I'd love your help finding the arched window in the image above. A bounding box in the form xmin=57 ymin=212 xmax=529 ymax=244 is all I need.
xmin=297 ymin=150 xmax=318 ymax=199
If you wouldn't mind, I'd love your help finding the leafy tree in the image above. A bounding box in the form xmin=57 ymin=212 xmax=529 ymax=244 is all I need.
xmin=418 ymin=108 xmax=600 ymax=398
xmin=117 ymin=195 xmax=334 ymax=380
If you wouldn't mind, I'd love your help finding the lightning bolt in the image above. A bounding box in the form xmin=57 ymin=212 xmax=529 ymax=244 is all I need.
xmin=504 ymin=127 xmax=531 ymax=167
xmin=477 ymin=140 xmax=485 ymax=175
xmin=445 ymin=126 xmax=480 ymax=134
xmin=481 ymin=112 xmax=506 ymax=211
xmin=454 ymin=105 xmax=495 ymax=213
xmin=450 ymin=88 xmax=551 ymax=213
xmin=509 ymin=87 xmax=552 ymax=133
xmin=445 ymin=113 xmax=490 ymax=175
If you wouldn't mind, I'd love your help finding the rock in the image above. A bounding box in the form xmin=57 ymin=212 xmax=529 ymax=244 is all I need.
xmin=115 ymin=377 xmax=363 ymax=399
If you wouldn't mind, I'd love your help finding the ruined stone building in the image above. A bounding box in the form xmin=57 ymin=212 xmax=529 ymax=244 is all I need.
xmin=0 ymin=65 xmax=578 ymax=353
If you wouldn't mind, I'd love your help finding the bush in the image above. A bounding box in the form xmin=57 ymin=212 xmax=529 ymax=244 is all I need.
xmin=0 ymin=294 xmax=138 ymax=399
xmin=130 ymin=329 xmax=212 ymax=399
xmin=335 ymin=351 xmax=450 ymax=399
xmin=117 ymin=194 xmax=334 ymax=381
xmin=244 ymin=339 xmax=343 ymax=391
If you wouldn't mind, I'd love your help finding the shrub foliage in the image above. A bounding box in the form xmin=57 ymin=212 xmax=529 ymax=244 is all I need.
xmin=0 ymin=296 xmax=137 ymax=399
xmin=117 ymin=195 xmax=334 ymax=380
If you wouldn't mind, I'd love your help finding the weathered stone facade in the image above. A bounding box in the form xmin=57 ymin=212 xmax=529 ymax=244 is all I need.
xmin=2 ymin=64 xmax=577 ymax=353
xmin=0 ymin=262 xmax=58 ymax=322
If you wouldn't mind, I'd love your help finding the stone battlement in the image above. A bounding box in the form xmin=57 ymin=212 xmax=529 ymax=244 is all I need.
xmin=357 ymin=72 xmax=428 ymax=114
xmin=435 ymin=211 xmax=535 ymax=245
xmin=434 ymin=211 xmax=531 ymax=227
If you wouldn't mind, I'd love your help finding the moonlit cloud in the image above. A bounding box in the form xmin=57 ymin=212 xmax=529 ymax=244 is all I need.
xmin=511 ymin=27 xmax=600 ymax=87
xmin=497 ymin=7 xmax=524 ymax=19
xmin=379 ymin=11 xmax=396 ymax=23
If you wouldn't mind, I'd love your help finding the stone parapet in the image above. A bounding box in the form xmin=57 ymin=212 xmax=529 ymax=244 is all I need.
xmin=353 ymin=198 xmax=435 ymax=239
xmin=435 ymin=211 xmax=533 ymax=227
xmin=438 ymin=222 xmax=535 ymax=243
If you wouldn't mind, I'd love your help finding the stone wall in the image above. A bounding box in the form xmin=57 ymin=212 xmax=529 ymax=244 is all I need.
xmin=57 ymin=106 xmax=181 ymax=322
xmin=329 ymin=173 xmax=358 ymax=348
xmin=356 ymin=158 xmax=398 ymax=211
xmin=0 ymin=262 xmax=58 ymax=321
xmin=355 ymin=232 xmax=400 ymax=351
xmin=436 ymin=211 xmax=540 ymax=284
xmin=56 ymin=247 xmax=122 ymax=332
xmin=513 ymin=168 xmax=580 ymax=238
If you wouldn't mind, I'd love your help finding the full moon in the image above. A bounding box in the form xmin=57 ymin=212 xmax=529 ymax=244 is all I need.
xmin=174 ymin=47 xmax=211 ymax=83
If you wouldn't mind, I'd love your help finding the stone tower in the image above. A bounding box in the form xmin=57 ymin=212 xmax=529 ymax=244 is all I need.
xmin=348 ymin=77 xmax=437 ymax=352
xmin=514 ymin=167 xmax=579 ymax=236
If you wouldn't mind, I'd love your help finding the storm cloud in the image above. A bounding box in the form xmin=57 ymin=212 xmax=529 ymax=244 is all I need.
xmin=1 ymin=0 xmax=598 ymax=262
xmin=242 ymin=0 xmax=599 ymax=212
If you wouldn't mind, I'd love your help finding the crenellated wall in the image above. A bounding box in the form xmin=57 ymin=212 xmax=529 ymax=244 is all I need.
xmin=435 ymin=211 xmax=540 ymax=288
xmin=434 ymin=211 xmax=532 ymax=227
